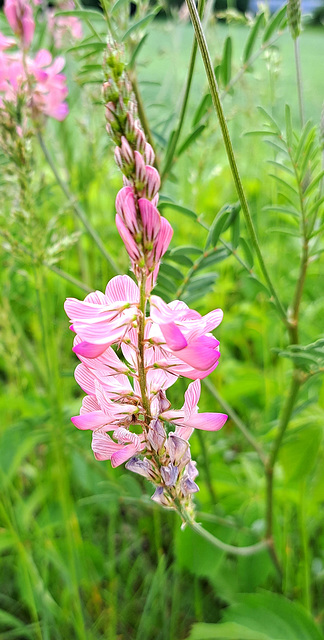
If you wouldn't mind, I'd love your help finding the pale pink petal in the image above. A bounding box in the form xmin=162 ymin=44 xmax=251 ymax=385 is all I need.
xmin=105 ymin=274 xmax=139 ymax=304
xmin=183 ymin=380 xmax=200 ymax=419
xmin=154 ymin=216 xmax=173 ymax=261
xmin=115 ymin=215 xmax=140 ymax=261
xmin=138 ymin=198 xmax=160 ymax=243
xmin=111 ymin=442 xmax=144 ymax=467
xmin=74 ymin=363 xmax=95 ymax=394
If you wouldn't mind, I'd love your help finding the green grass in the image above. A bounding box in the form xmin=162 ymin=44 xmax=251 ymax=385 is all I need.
xmin=1 ymin=14 xmax=324 ymax=640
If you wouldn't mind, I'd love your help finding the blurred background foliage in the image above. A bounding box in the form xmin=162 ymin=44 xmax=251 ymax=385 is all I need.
xmin=0 ymin=1 xmax=324 ymax=639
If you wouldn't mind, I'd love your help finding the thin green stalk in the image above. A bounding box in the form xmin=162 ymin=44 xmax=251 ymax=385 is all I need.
xmin=37 ymin=131 xmax=119 ymax=274
xmin=47 ymin=263 xmax=93 ymax=293
xmin=204 ymin=378 xmax=267 ymax=465
xmin=184 ymin=0 xmax=288 ymax=327
xmin=161 ymin=0 xmax=205 ymax=182
xmin=294 ymin=37 xmax=305 ymax=128
xmin=178 ymin=504 xmax=268 ymax=556
xmin=74 ymin=0 xmax=104 ymax=41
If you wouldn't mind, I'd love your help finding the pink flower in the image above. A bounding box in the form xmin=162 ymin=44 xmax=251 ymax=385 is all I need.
xmin=149 ymin=297 xmax=223 ymax=378
xmin=161 ymin=379 xmax=228 ymax=440
xmin=0 ymin=47 xmax=69 ymax=121
xmin=48 ymin=1 xmax=83 ymax=49
xmin=64 ymin=275 xmax=139 ymax=351
xmin=4 ymin=0 xmax=35 ymax=49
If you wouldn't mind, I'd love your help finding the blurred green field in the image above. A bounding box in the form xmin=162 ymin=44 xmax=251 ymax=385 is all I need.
xmin=1 ymin=12 xmax=324 ymax=640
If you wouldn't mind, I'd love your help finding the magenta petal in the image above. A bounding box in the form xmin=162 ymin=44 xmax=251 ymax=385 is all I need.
xmin=71 ymin=411 xmax=108 ymax=430
xmin=73 ymin=341 xmax=109 ymax=358
xmin=175 ymin=335 xmax=220 ymax=371
xmin=186 ymin=412 xmax=228 ymax=431
xmin=160 ymin=322 xmax=187 ymax=351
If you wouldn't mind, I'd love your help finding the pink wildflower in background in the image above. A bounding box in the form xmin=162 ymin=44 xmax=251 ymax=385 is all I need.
xmin=48 ymin=1 xmax=83 ymax=49
xmin=0 ymin=0 xmax=69 ymax=122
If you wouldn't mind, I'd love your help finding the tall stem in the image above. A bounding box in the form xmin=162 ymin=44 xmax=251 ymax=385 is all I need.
xmin=184 ymin=0 xmax=288 ymax=327
xmin=37 ymin=131 xmax=119 ymax=274
xmin=161 ymin=0 xmax=205 ymax=183
xmin=294 ymin=37 xmax=305 ymax=128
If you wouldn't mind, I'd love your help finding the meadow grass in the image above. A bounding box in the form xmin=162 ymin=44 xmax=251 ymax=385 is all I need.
xmin=1 ymin=16 xmax=324 ymax=640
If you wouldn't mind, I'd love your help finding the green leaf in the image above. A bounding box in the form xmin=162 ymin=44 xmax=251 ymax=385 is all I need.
xmin=187 ymin=592 xmax=324 ymax=640
xmin=157 ymin=273 xmax=176 ymax=294
xmin=158 ymin=202 xmax=197 ymax=220
xmin=303 ymin=170 xmax=324 ymax=198
xmin=159 ymin=263 xmax=184 ymax=281
xmin=221 ymin=36 xmax=232 ymax=87
xmin=192 ymin=93 xmax=212 ymax=127
xmin=239 ymin=237 xmax=254 ymax=268
xmin=196 ymin=248 xmax=230 ymax=270
xmin=205 ymin=203 xmax=241 ymax=249
xmin=55 ymin=8 xmax=104 ymax=19
xmin=280 ymin=423 xmax=322 ymax=482
xmin=187 ymin=622 xmax=274 ymax=639
xmin=122 ymin=9 xmax=160 ymax=41
xmin=294 ymin=120 xmax=314 ymax=164
xmin=262 ymin=205 xmax=299 ymax=219
xmin=177 ymin=125 xmax=206 ymax=156
xmin=262 ymin=4 xmax=287 ymax=43
xmin=231 ymin=209 xmax=240 ymax=248
xmin=111 ymin=0 xmax=130 ymax=15
xmin=285 ymin=104 xmax=293 ymax=148
xmin=243 ymin=11 xmax=265 ymax=64
xmin=186 ymin=273 xmax=218 ymax=292
xmin=257 ymin=106 xmax=281 ymax=133
xmin=129 ymin=33 xmax=148 ymax=68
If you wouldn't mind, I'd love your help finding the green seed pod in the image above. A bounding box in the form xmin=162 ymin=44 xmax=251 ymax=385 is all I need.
xmin=287 ymin=0 xmax=301 ymax=40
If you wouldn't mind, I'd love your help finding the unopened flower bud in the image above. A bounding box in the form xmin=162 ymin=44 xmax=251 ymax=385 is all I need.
xmin=135 ymin=126 xmax=146 ymax=153
xmin=121 ymin=135 xmax=134 ymax=166
xmin=145 ymin=165 xmax=160 ymax=199
xmin=134 ymin=150 xmax=146 ymax=185
xmin=144 ymin=142 xmax=155 ymax=165
xmin=147 ymin=418 xmax=166 ymax=452
xmin=161 ymin=463 xmax=179 ymax=487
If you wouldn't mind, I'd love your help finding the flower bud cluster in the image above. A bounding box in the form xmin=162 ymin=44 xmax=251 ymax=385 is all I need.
xmin=287 ymin=0 xmax=301 ymax=40
xmin=103 ymin=41 xmax=172 ymax=292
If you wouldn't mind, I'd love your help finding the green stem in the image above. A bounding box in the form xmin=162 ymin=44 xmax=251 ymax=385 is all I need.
xmin=204 ymin=378 xmax=267 ymax=465
xmin=178 ymin=505 xmax=268 ymax=556
xmin=161 ymin=0 xmax=205 ymax=183
xmin=137 ymin=273 xmax=151 ymax=418
xmin=37 ymin=131 xmax=119 ymax=274
xmin=184 ymin=0 xmax=288 ymax=327
xmin=294 ymin=37 xmax=305 ymax=128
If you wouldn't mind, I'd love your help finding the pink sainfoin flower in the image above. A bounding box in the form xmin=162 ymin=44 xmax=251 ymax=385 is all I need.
xmin=48 ymin=1 xmax=83 ymax=49
xmin=0 ymin=0 xmax=69 ymax=123
xmin=65 ymin=43 xmax=227 ymax=520
xmin=4 ymin=0 xmax=35 ymax=50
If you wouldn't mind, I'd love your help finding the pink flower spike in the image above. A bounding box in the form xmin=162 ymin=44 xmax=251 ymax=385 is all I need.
xmin=115 ymin=215 xmax=141 ymax=262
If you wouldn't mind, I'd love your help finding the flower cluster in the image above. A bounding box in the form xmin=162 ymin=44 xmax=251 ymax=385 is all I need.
xmin=0 ymin=0 xmax=69 ymax=123
xmin=65 ymin=43 xmax=227 ymax=517
xmin=48 ymin=1 xmax=83 ymax=50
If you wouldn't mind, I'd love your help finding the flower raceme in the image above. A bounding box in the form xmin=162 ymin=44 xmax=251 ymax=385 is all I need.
xmin=65 ymin=275 xmax=228 ymax=511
